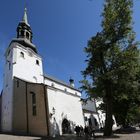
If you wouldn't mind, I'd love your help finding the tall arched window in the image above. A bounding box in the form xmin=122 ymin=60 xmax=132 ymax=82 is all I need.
xmin=21 ymin=30 xmax=24 ymax=37
xmin=26 ymin=32 xmax=30 ymax=39
xmin=30 ymin=92 xmax=37 ymax=116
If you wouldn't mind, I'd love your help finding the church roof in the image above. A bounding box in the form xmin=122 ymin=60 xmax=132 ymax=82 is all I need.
xmin=11 ymin=38 xmax=37 ymax=53
xmin=44 ymin=74 xmax=80 ymax=92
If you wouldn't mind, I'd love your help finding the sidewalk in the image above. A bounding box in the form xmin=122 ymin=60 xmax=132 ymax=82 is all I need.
xmin=0 ymin=131 xmax=140 ymax=140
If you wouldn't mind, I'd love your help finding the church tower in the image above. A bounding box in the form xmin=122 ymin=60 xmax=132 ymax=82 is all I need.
xmin=1 ymin=8 xmax=44 ymax=131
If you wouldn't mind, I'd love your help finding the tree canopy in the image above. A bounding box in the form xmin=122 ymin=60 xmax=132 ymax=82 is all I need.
xmin=81 ymin=0 xmax=140 ymax=136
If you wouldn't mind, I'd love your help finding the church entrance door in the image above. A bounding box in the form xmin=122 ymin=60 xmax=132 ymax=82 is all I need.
xmin=62 ymin=118 xmax=71 ymax=134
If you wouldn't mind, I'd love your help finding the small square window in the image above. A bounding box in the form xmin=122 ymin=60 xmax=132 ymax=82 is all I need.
xmin=36 ymin=60 xmax=39 ymax=65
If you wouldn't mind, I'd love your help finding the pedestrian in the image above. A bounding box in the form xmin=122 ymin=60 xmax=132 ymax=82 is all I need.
xmin=89 ymin=125 xmax=95 ymax=138
xmin=84 ymin=126 xmax=89 ymax=139
xmin=80 ymin=125 xmax=84 ymax=136
xmin=75 ymin=125 xmax=80 ymax=136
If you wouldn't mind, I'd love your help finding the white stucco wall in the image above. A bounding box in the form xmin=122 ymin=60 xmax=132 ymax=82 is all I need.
xmin=2 ymin=42 xmax=44 ymax=132
xmin=47 ymin=86 xmax=85 ymax=136
xmin=44 ymin=78 xmax=81 ymax=97
xmin=12 ymin=43 xmax=44 ymax=83
xmin=84 ymin=112 xmax=100 ymax=129
xmin=2 ymin=41 xmax=85 ymax=135
xmin=95 ymin=99 xmax=117 ymax=129
xmin=2 ymin=46 xmax=14 ymax=131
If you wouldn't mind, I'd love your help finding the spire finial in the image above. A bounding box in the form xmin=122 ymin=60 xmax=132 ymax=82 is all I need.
xmin=22 ymin=7 xmax=29 ymax=25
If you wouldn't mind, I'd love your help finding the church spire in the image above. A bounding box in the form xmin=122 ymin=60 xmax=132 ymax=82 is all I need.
xmin=15 ymin=8 xmax=37 ymax=53
xmin=22 ymin=8 xmax=29 ymax=25
xmin=17 ymin=7 xmax=32 ymax=41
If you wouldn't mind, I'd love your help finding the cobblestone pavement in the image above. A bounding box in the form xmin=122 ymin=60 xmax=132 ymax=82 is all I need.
xmin=0 ymin=132 xmax=140 ymax=140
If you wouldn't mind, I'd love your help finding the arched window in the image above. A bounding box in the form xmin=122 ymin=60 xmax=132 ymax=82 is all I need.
xmin=26 ymin=32 xmax=30 ymax=39
xmin=30 ymin=92 xmax=37 ymax=116
xmin=36 ymin=60 xmax=39 ymax=65
xmin=21 ymin=30 xmax=24 ymax=37
xmin=20 ymin=52 xmax=24 ymax=58
xmin=33 ymin=76 xmax=37 ymax=83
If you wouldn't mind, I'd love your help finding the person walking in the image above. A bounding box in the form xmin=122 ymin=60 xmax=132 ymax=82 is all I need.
xmin=75 ymin=125 xmax=80 ymax=136
xmin=80 ymin=125 xmax=84 ymax=136
xmin=84 ymin=126 xmax=90 ymax=139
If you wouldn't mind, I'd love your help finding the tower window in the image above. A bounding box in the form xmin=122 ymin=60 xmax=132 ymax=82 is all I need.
xmin=21 ymin=30 xmax=24 ymax=36
xmin=26 ymin=32 xmax=30 ymax=39
xmin=36 ymin=60 xmax=39 ymax=65
xmin=20 ymin=52 xmax=24 ymax=58
xmin=30 ymin=92 xmax=37 ymax=116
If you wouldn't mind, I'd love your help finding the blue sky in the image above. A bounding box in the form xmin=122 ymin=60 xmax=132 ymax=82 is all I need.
xmin=0 ymin=0 xmax=140 ymax=97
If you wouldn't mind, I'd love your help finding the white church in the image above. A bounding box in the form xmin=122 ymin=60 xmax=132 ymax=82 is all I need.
xmin=0 ymin=8 xmax=85 ymax=136
xmin=0 ymin=8 xmax=117 ymax=137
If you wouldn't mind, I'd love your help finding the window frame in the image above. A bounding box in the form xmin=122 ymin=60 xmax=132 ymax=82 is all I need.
xmin=30 ymin=92 xmax=37 ymax=116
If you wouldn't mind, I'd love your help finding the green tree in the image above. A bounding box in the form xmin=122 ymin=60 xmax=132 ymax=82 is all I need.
xmin=81 ymin=0 xmax=140 ymax=136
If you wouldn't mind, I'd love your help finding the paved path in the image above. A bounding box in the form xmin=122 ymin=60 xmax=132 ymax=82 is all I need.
xmin=0 ymin=132 xmax=140 ymax=140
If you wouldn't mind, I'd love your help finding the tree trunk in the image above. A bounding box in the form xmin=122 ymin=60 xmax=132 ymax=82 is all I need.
xmin=104 ymin=82 xmax=113 ymax=136
xmin=104 ymin=97 xmax=113 ymax=136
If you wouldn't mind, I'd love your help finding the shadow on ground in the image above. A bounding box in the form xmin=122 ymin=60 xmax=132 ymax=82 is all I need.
xmin=34 ymin=134 xmax=120 ymax=140
xmin=95 ymin=135 xmax=120 ymax=139
xmin=114 ymin=127 xmax=140 ymax=134
xmin=34 ymin=135 xmax=87 ymax=140
xmin=1 ymin=131 xmax=135 ymax=140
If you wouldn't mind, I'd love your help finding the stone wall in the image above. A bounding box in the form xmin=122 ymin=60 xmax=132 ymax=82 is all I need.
xmin=13 ymin=77 xmax=48 ymax=136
